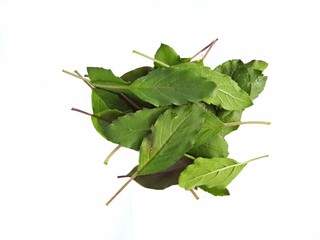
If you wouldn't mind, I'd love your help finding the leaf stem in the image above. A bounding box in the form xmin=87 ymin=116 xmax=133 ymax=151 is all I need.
xmin=63 ymin=69 xmax=92 ymax=85
xmin=190 ymin=189 xmax=200 ymax=200
xmin=133 ymin=50 xmax=170 ymax=68
xmin=245 ymin=155 xmax=269 ymax=164
xmin=184 ymin=153 xmax=196 ymax=160
xmin=104 ymin=144 xmax=121 ymax=165
xmin=224 ymin=121 xmax=271 ymax=127
xmin=74 ymin=70 xmax=94 ymax=89
xmin=119 ymin=93 xmax=141 ymax=110
xmin=106 ymin=171 xmax=138 ymax=206
xmin=191 ymin=38 xmax=218 ymax=60
xmin=202 ymin=38 xmax=218 ymax=61
xmin=71 ymin=107 xmax=112 ymax=124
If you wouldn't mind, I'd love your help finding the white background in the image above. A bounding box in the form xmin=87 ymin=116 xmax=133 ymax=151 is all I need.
xmin=1 ymin=0 xmax=319 ymax=239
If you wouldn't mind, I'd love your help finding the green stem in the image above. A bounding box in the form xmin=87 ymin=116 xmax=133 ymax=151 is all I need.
xmin=245 ymin=155 xmax=269 ymax=163
xmin=74 ymin=70 xmax=94 ymax=89
xmin=184 ymin=153 xmax=196 ymax=160
xmin=63 ymin=69 xmax=130 ymax=90
xmin=106 ymin=171 xmax=138 ymax=206
xmin=133 ymin=50 xmax=170 ymax=68
xmin=224 ymin=121 xmax=271 ymax=127
xmin=104 ymin=145 xmax=121 ymax=165
xmin=63 ymin=69 xmax=92 ymax=85
xmin=190 ymin=189 xmax=200 ymax=200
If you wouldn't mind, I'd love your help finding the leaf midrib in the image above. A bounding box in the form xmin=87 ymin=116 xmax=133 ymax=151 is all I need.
xmin=182 ymin=160 xmax=247 ymax=185
xmin=139 ymin=106 xmax=198 ymax=174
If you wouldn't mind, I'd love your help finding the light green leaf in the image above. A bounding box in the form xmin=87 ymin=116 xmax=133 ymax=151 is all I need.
xmin=104 ymin=107 xmax=167 ymax=150
xmin=130 ymin=64 xmax=216 ymax=107
xmin=176 ymin=63 xmax=253 ymax=110
xmin=154 ymin=43 xmax=182 ymax=68
xmin=138 ymin=103 xmax=206 ymax=175
xmin=179 ymin=157 xmax=247 ymax=190
xmin=188 ymin=134 xmax=229 ymax=158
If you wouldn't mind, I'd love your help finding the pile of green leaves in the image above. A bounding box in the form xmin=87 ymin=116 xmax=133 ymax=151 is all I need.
xmin=63 ymin=41 xmax=269 ymax=205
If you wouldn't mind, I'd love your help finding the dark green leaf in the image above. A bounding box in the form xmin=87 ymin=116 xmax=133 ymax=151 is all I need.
xmin=200 ymin=186 xmax=230 ymax=196
xmin=154 ymin=43 xmax=182 ymax=68
xmin=126 ymin=157 xmax=193 ymax=190
xmin=121 ymin=66 xmax=153 ymax=83
xmin=138 ymin=103 xmax=206 ymax=175
xmin=130 ymin=64 xmax=216 ymax=107
xmin=214 ymin=59 xmax=268 ymax=100
xmin=179 ymin=157 xmax=247 ymax=190
xmin=91 ymin=88 xmax=131 ymax=113
xmin=188 ymin=134 xmax=229 ymax=158
xmin=104 ymin=107 xmax=167 ymax=150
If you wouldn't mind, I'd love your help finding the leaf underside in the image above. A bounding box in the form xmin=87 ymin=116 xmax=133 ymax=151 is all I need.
xmin=179 ymin=157 xmax=247 ymax=190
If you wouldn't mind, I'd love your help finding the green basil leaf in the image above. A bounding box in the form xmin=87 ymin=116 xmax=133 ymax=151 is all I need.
xmin=179 ymin=157 xmax=247 ymax=190
xmin=87 ymin=67 xmax=152 ymax=109
xmin=92 ymin=88 xmax=131 ymax=113
xmin=130 ymin=64 xmax=216 ymax=107
xmin=154 ymin=43 xmax=182 ymax=68
xmin=91 ymin=109 xmax=125 ymax=140
xmin=249 ymin=73 xmax=268 ymax=100
xmin=121 ymin=66 xmax=153 ymax=83
xmin=246 ymin=60 xmax=268 ymax=71
xmin=175 ymin=63 xmax=253 ymax=110
xmin=194 ymin=110 xmax=225 ymax=147
xmin=87 ymin=67 xmax=129 ymax=87
xmin=214 ymin=59 xmax=268 ymax=100
xmin=188 ymin=134 xmax=229 ymax=158
xmin=104 ymin=107 xmax=167 ymax=150
xmin=138 ymin=103 xmax=206 ymax=175
xmin=216 ymin=109 xmax=243 ymax=136
xmin=200 ymin=186 xmax=230 ymax=196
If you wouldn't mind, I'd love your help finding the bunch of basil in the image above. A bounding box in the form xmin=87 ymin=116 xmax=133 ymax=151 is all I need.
xmin=64 ymin=43 xmax=269 ymax=204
